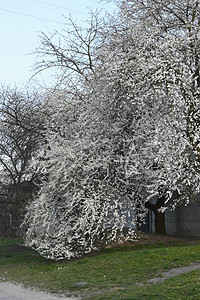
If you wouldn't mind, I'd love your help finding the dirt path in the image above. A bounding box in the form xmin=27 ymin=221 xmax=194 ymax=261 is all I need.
xmin=148 ymin=261 xmax=200 ymax=284
xmin=0 ymin=281 xmax=79 ymax=300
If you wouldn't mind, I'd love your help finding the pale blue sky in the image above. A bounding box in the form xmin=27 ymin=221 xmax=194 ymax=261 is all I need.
xmin=0 ymin=0 xmax=116 ymax=86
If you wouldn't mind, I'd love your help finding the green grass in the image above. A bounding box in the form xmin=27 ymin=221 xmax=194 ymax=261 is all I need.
xmin=89 ymin=270 xmax=200 ymax=299
xmin=0 ymin=237 xmax=200 ymax=299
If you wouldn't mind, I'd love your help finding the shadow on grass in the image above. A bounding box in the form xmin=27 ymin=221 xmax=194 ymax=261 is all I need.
xmin=0 ymin=239 xmax=49 ymax=266
xmin=1 ymin=233 xmax=199 ymax=266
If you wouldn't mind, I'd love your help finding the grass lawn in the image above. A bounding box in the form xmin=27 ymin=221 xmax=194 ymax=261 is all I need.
xmin=0 ymin=233 xmax=200 ymax=299
xmin=90 ymin=269 xmax=200 ymax=299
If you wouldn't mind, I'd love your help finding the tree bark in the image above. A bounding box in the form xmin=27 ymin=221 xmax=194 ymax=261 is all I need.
xmin=145 ymin=195 xmax=166 ymax=235
xmin=154 ymin=210 xmax=166 ymax=235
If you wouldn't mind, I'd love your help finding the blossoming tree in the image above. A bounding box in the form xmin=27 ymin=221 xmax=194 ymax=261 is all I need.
xmin=23 ymin=0 xmax=200 ymax=259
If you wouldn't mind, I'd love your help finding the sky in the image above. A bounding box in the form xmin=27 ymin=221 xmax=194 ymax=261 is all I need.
xmin=0 ymin=0 xmax=116 ymax=87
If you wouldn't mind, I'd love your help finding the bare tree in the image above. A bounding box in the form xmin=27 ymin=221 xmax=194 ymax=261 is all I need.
xmin=0 ymin=86 xmax=43 ymax=236
xmin=33 ymin=12 xmax=104 ymax=85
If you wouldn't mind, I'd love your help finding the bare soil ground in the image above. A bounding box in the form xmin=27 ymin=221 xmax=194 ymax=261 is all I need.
xmin=103 ymin=230 xmax=200 ymax=250
xmin=134 ymin=231 xmax=200 ymax=245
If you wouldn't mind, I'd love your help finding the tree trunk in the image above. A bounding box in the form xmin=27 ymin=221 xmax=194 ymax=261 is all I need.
xmin=145 ymin=195 xmax=166 ymax=235
xmin=154 ymin=210 xmax=166 ymax=235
